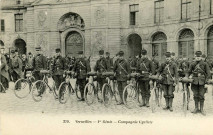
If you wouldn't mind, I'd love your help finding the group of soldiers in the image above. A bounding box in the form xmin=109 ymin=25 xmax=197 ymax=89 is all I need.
xmin=0 ymin=45 xmax=213 ymax=116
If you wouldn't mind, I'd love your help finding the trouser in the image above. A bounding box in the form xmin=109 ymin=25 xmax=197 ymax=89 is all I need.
xmin=138 ymin=80 xmax=150 ymax=99
xmin=117 ymin=81 xmax=127 ymax=103
xmin=162 ymin=84 xmax=174 ymax=99
xmin=97 ymin=78 xmax=106 ymax=93
xmin=0 ymin=75 xmax=8 ymax=91
xmin=53 ymin=75 xmax=64 ymax=90
xmin=191 ymin=84 xmax=206 ymax=102
xmin=11 ymin=71 xmax=21 ymax=89
xmin=77 ymin=79 xmax=87 ymax=99
xmin=33 ymin=71 xmax=45 ymax=94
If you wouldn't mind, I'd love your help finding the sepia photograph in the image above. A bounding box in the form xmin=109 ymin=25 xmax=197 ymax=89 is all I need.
xmin=0 ymin=0 xmax=213 ymax=135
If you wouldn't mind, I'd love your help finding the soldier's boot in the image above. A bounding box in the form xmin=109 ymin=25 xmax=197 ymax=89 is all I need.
xmin=169 ymin=98 xmax=173 ymax=112
xmin=146 ymin=97 xmax=150 ymax=107
xmin=191 ymin=100 xmax=199 ymax=114
xmin=163 ymin=98 xmax=169 ymax=110
xmin=200 ymin=101 xmax=206 ymax=116
xmin=139 ymin=97 xmax=146 ymax=107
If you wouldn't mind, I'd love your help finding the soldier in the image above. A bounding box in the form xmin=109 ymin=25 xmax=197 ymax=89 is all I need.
xmin=128 ymin=56 xmax=137 ymax=73
xmin=137 ymin=49 xmax=154 ymax=107
xmin=0 ymin=46 xmax=10 ymax=92
xmin=113 ymin=51 xmax=130 ymax=104
xmin=8 ymin=48 xmax=23 ymax=86
xmin=73 ymin=51 xmax=91 ymax=101
xmin=105 ymin=52 xmax=113 ymax=71
xmin=186 ymin=51 xmax=211 ymax=116
xmin=157 ymin=52 xmax=178 ymax=111
xmin=33 ymin=47 xmax=47 ymax=96
xmin=94 ymin=50 xmax=110 ymax=99
xmin=151 ymin=54 xmax=160 ymax=75
xmin=33 ymin=47 xmax=47 ymax=81
xmin=52 ymin=48 xmax=67 ymax=91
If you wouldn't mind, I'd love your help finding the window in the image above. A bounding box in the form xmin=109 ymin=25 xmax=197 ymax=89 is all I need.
xmin=154 ymin=0 xmax=164 ymax=23
xmin=181 ymin=0 xmax=191 ymax=20
xmin=129 ymin=4 xmax=139 ymax=25
xmin=211 ymin=0 xmax=213 ymax=14
xmin=0 ymin=20 xmax=5 ymax=32
xmin=15 ymin=14 xmax=23 ymax=32
xmin=16 ymin=0 xmax=21 ymax=4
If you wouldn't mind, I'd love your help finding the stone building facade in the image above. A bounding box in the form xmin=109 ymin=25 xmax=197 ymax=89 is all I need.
xmin=0 ymin=0 xmax=213 ymax=62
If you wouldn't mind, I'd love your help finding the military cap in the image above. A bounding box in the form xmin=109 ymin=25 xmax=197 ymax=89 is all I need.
xmin=201 ymin=54 xmax=206 ymax=58
xmin=15 ymin=49 xmax=18 ymax=52
xmin=28 ymin=52 xmax=32 ymax=55
xmin=106 ymin=52 xmax=110 ymax=55
xmin=165 ymin=52 xmax=171 ymax=57
xmin=195 ymin=51 xmax=202 ymax=57
xmin=99 ymin=50 xmax=104 ymax=55
xmin=55 ymin=48 xmax=61 ymax=53
xmin=78 ymin=51 xmax=83 ymax=55
xmin=171 ymin=52 xmax=175 ymax=56
xmin=35 ymin=47 xmax=41 ymax=51
xmin=118 ymin=51 xmax=124 ymax=56
xmin=141 ymin=49 xmax=147 ymax=55
xmin=11 ymin=50 xmax=15 ymax=53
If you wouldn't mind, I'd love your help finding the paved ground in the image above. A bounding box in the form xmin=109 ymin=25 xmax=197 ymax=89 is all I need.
xmin=0 ymin=79 xmax=213 ymax=118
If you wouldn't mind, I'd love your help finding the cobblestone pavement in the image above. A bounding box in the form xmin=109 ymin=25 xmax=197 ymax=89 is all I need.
xmin=0 ymin=79 xmax=213 ymax=118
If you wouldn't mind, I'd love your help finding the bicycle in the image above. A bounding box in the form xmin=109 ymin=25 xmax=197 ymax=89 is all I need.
xmin=179 ymin=77 xmax=193 ymax=116
xmin=0 ymin=82 xmax=6 ymax=93
xmin=58 ymin=71 xmax=75 ymax=104
xmin=31 ymin=70 xmax=58 ymax=102
xmin=84 ymin=72 xmax=102 ymax=106
xmin=13 ymin=71 xmax=35 ymax=99
xmin=102 ymin=72 xmax=120 ymax=107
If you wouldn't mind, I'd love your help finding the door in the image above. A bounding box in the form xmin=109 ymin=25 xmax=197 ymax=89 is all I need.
xmin=65 ymin=31 xmax=83 ymax=57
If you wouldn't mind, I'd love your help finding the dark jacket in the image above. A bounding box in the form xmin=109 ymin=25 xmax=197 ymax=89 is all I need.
xmin=136 ymin=58 xmax=154 ymax=80
xmin=114 ymin=58 xmax=130 ymax=81
xmin=52 ymin=55 xmax=67 ymax=75
xmin=33 ymin=54 xmax=47 ymax=71
xmin=73 ymin=58 xmax=91 ymax=79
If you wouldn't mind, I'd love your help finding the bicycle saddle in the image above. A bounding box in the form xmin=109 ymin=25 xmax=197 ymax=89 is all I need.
xmin=87 ymin=72 xmax=97 ymax=76
xmin=64 ymin=71 xmax=72 ymax=74
xmin=149 ymin=75 xmax=159 ymax=80
xmin=102 ymin=72 xmax=114 ymax=77
xmin=130 ymin=73 xmax=140 ymax=78
xmin=179 ymin=78 xmax=194 ymax=83
xmin=40 ymin=70 xmax=50 ymax=74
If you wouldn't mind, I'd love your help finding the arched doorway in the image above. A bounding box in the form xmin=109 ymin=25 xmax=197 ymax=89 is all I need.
xmin=0 ymin=40 xmax=4 ymax=46
xmin=178 ymin=29 xmax=194 ymax=60
xmin=65 ymin=31 xmax=83 ymax=57
xmin=152 ymin=32 xmax=167 ymax=63
xmin=128 ymin=34 xmax=142 ymax=57
xmin=58 ymin=12 xmax=85 ymax=57
xmin=207 ymin=26 xmax=213 ymax=59
xmin=14 ymin=39 xmax=26 ymax=55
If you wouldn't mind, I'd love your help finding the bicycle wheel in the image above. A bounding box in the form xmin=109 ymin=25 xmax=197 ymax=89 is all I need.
xmin=151 ymin=89 xmax=157 ymax=113
xmin=75 ymin=84 xmax=82 ymax=100
xmin=102 ymin=84 xmax=113 ymax=107
xmin=14 ymin=79 xmax=31 ymax=99
xmin=0 ymin=83 xmax=5 ymax=92
xmin=32 ymin=80 xmax=46 ymax=102
xmin=84 ymin=83 xmax=96 ymax=105
xmin=58 ymin=82 xmax=71 ymax=104
xmin=123 ymin=84 xmax=138 ymax=109
xmin=183 ymin=91 xmax=187 ymax=116
xmin=113 ymin=81 xmax=121 ymax=103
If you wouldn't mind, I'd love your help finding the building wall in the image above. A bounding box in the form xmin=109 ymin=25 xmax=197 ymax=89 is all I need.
xmin=0 ymin=0 xmax=213 ymax=60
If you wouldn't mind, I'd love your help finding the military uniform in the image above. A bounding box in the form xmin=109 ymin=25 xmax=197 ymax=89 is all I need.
xmin=128 ymin=57 xmax=137 ymax=73
xmin=187 ymin=51 xmax=211 ymax=115
xmin=105 ymin=52 xmax=113 ymax=71
xmin=33 ymin=50 xmax=47 ymax=81
xmin=8 ymin=50 xmax=23 ymax=83
xmin=94 ymin=50 xmax=110 ymax=92
xmin=73 ymin=51 xmax=91 ymax=100
xmin=52 ymin=48 xmax=67 ymax=90
xmin=157 ymin=52 xmax=178 ymax=111
xmin=0 ymin=53 xmax=10 ymax=92
xmin=137 ymin=49 xmax=154 ymax=107
xmin=114 ymin=51 xmax=130 ymax=104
